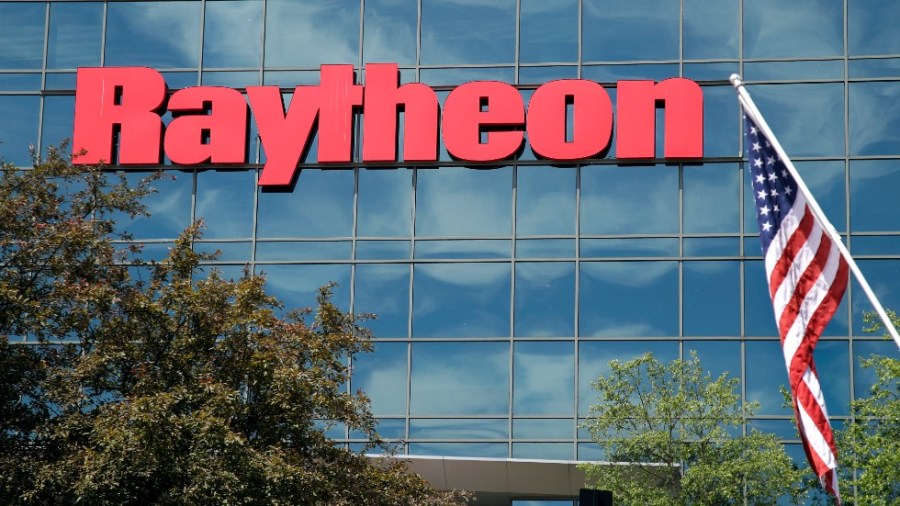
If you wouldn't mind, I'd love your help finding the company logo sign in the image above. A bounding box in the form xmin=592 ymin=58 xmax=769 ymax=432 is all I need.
xmin=72 ymin=64 xmax=703 ymax=187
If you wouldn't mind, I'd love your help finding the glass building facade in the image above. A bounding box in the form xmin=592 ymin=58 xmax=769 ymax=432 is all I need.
xmin=2 ymin=0 xmax=900 ymax=500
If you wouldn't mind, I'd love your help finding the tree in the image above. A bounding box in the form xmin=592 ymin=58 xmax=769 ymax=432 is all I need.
xmin=836 ymin=313 xmax=900 ymax=505
xmin=0 ymin=147 xmax=467 ymax=505
xmin=581 ymin=352 xmax=807 ymax=506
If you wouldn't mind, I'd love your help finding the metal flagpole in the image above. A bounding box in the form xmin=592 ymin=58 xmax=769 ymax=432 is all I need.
xmin=730 ymin=73 xmax=900 ymax=350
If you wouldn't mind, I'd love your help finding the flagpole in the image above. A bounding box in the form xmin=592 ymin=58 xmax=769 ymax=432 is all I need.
xmin=730 ymin=74 xmax=900 ymax=350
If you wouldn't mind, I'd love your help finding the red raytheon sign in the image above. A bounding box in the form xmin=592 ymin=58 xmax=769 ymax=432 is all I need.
xmin=72 ymin=64 xmax=703 ymax=187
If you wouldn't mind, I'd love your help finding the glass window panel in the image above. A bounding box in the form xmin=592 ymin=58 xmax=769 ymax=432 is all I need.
xmin=356 ymin=240 xmax=411 ymax=260
xmin=0 ymin=96 xmax=40 ymax=166
xmin=580 ymin=238 xmax=678 ymax=258
xmin=743 ymin=0 xmax=842 ymax=58
xmin=192 ymin=241 xmax=252 ymax=263
xmin=683 ymin=163 xmax=740 ymax=234
xmin=374 ymin=418 xmax=405 ymax=439
xmin=0 ymin=73 xmax=42 ymax=91
xmin=850 ymin=160 xmax=900 ymax=232
xmin=410 ymin=342 xmax=509 ymax=415
xmin=257 ymin=169 xmax=354 ymax=238
xmin=849 ymin=0 xmax=900 ymax=56
xmin=684 ymin=261 xmax=741 ymax=337
xmin=512 ymin=443 xmax=573 ymax=460
xmin=580 ymin=262 xmax=678 ymax=337
xmin=813 ymin=341 xmax=850 ymax=416
xmin=408 ymin=442 xmax=508 ymax=458
xmin=743 ymin=260 xmax=779 ymax=337
xmin=0 ymin=3 xmax=44 ymax=69
xmin=853 ymin=339 xmax=897 ymax=398
xmin=581 ymin=166 xmax=678 ymax=235
xmin=514 ymin=341 xmax=574 ymax=415
xmin=203 ymin=0 xmax=262 ymax=69
xmin=413 ymin=263 xmax=510 ymax=338
xmin=415 ymin=167 xmax=512 ymax=237
xmin=133 ymin=242 xmax=176 ymax=263
xmin=358 ymin=170 xmax=412 ymax=238
xmin=577 ymin=442 xmax=605 ymax=461
xmin=354 ymin=264 xmax=410 ymax=338
xmin=518 ymin=66 xmax=579 ymax=84
xmin=255 ymin=241 xmax=353 ymax=261
xmin=582 ymin=0 xmax=678 ymax=62
xmin=852 ymin=235 xmax=900 ymax=256
xmin=201 ymin=71 xmax=260 ymax=87
xmin=850 ymin=81 xmax=900 ymax=156
xmin=516 ymin=239 xmax=575 ymax=259
xmin=363 ymin=0 xmax=417 ymax=65
xmin=581 ymin=64 xmax=680 ymax=83
xmin=513 ymin=419 xmax=573 ymax=440
xmin=516 ymin=166 xmax=576 ymax=236
xmin=40 ymin=96 xmax=76 ymax=153
xmin=265 ymin=0 xmax=359 ymax=67
xmin=44 ymin=73 xmax=76 ymax=90
xmin=260 ymin=264 xmax=351 ymax=312
xmin=352 ymin=342 xmax=408 ymax=416
xmin=262 ymin=70 xmax=322 ymax=87
xmin=683 ymin=62 xmax=741 ymax=82
xmin=853 ymin=260 xmax=900 ymax=335
xmin=409 ymin=418 xmax=507 ymax=439
xmin=203 ymin=264 xmax=247 ymax=282
xmin=746 ymin=341 xmax=792 ymax=416
xmin=683 ymin=238 xmax=740 ymax=257
xmin=701 ymin=85 xmax=741 ymax=158
xmin=751 ymin=84 xmax=844 ymax=157
xmin=744 ymin=60 xmax=844 ymax=81
xmin=684 ymin=341 xmax=741 ymax=381
xmin=415 ymin=240 xmax=509 ymax=259
xmin=683 ymin=0 xmax=738 ymax=59
xmin=195 ymin=170 xmax=255 ymax=239
xmin=420 ymin=0 xmax=515 ymax=65
xmin=48 ymin=2 xmax=102 ymax=69
xmin=793 ymin=161 xmax=846 ymax=232
xmin=747 ymin=419 xmax=797 ymax=440
xmin=106 ymin=2 xmax=201 ymax=68
xmin=515 ymin=263 xmax=575 ymax=338
xmin=849 ymin=58 xmax=900 ymax=79
xmin=419 ymin=67 xmax=516 ymax=87
xmin=578 ymin=341 xmax=678 ymax=415
xmin=519 ymin=0 xmax=577 ymax=63
xmin=113 ymin=171 xmax=193 ymax=240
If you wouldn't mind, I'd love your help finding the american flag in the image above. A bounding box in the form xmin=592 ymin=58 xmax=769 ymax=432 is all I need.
xmin=744 ymin=113 xmax=847 ymax=502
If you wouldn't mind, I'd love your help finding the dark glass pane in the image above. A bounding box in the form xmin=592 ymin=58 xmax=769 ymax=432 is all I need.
xmin=0 ymin=95 xmax=40 ymax=166
xmin=516 ymin=166 xmax=575 ymax=236
xmin=578 ymin=341 xmax=678 ymax=414
xmin=743 ymin=0 xmax=842 ymax=58
xmin=683 ymin=62 xmax=740 ymax=82
xmin=420 ymin=0 xmax=515 ymax=65
xmin=44 ymin=73 xmax=76 ymax=90
xmin=257 ymin=169 xmax=354 ymax=238
xmin=743 ymin=260 xmax=779 ymax=337
xmin=260 ymin=264 xmax=351 ymax=312
xmin=106 ymin=2 xmax=202 ymax=68
xmin=744 ymin=60 xmax=844 ymax=81
xmin=48 ymin=2 xmax=103 ymax=69
xmin=41 ymin=95 xmax=76 ymax=153
xmin=702 ymin=85 xmax=741 ymax=158
xmin=516 ymin=239 xmax=575 ymax=259
xmin=583 ymin=0 xmax=678 ymax=62
xmin=514 ymin=263 xmax=575 ymax=338
xmin=416 ymin=167 xmax=512 ymax=237
xmin=419 ymin=67 xmax=516 ymax=87
xmin=580 ymin=238 xmax=678 ymax=258
xmin=850 ymin=160 xmax=900 ymax=232
xmin=745 ymin=340 xmax=792 ymax=415
xmin=848 ymin=0 xmax=900 ymax=56
xmin=408 ymin=442 xmax=508 ymax=458
xmin=358 ymin=169 xmax=412 ymax=237
xmin=852 ymin=236 xmax=900 ymax=256
xmin=195 ymin=170 xmax=255 ymax=239
xmin=581 ymin=166 xmax=678 ymax=235
xmin=413 ymin=263 xmax=510 ymax=338
xmin=683 ymin=238 xmax=740 ymax=257
xmin=813 ymin=340 xmax=850 ymax=416
xmin=684 ymin=261 xmax=741 ymax=337
xmin=684 ymin=0 xmax=738 ymax=59
xmin=203 ymin=0 xmax=262 ymax=69
xmin=853 ymin=260 xmax=900 ymax=335
xmin=514 ymin=341 xmax=574 ymax=415
xmin=519 ymin=0 xmax=577 ymax=63
xmin=363 ymin=0 xmax=417 ymax=65
xmin=112 ymin=171 xmax=193 ymax=240
xmin=265 ymin=0 xmax=360 ymax=67
xmin=409 ymin=418 xmax=507 ymax=439
xmin=751 ymin=83 xmax=844 ymax=157
xmin=0 ymin=3 xmax=44 ymax=69
xmin=850 ymin=81 xmax=900 ymax=156
xmin=683 ymin=164 xmax=740 ymax=234
xmin=580 ymin=261 xmax=678 ymax=337
xmin=581 ymin=64 xmax=680 ymax=83
xmin=352 ymin=342 xmax=408 ymax=415
xmin=517 ymin=66 xmax=578 ymax=84
xmin=201 ymin=71 xmax=260 ymax=87
xmin=849 ymin=58 xmax=900 ymax=79
xmin=255 ymin=241 xmax=352 ymax=261
xmin=853 ymin=339 xmax=897 ymax=398
xmin=0 ymin=73 xmax=41 ymax=91
xmin=410 ymin=342 xmax=509 ymax=415
xmin=513 ymin=418 xmax=573 ymax=440
xmin=354 ymin=264 xmax=410 ymax=338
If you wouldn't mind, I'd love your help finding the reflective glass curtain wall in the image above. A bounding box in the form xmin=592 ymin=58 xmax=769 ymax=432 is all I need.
xmin=2 ymin=0 xmax=900 ymax=465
